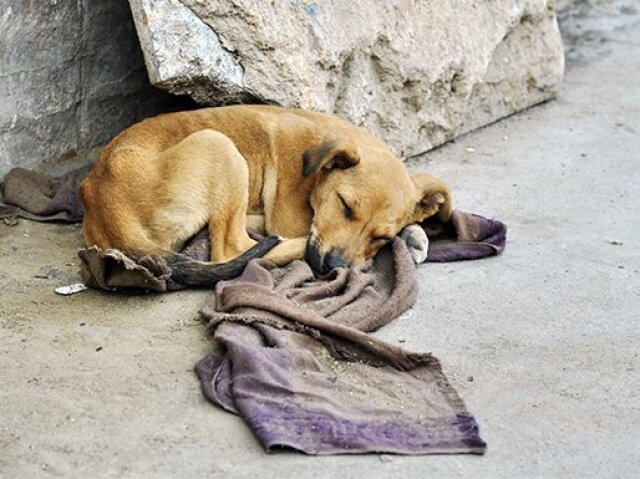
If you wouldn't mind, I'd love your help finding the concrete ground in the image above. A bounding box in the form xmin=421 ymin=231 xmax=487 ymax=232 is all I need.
xmin=1 ymin=3 xmax=638 ymax=478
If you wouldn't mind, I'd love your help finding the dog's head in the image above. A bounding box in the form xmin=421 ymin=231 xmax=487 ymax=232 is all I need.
xmin=303 ymin=138 xmax=452 ymax=274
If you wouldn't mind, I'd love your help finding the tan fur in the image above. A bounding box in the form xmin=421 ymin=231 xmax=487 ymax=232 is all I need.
xmin=80 ymin=105 xmax=451 ymax=272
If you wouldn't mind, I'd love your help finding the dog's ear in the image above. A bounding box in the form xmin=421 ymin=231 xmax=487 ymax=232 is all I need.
xmin=411 ymin=173 xmax=453 ymax=223
xmin=303 ymin=140 xmax=360 ymax=177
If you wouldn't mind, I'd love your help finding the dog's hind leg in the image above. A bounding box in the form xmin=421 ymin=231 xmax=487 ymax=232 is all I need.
xmin=208 ymin=192 xmax=258 ymax=263
xmin=151 ymin=129 xmax=261 ymax=263
xmin=192 ymin=130 xmax=259 ymax=263
xmin=151 ymin=129 xmax=281 ymax=286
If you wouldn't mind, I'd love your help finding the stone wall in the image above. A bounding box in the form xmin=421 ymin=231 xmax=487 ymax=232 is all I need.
xmin=129 ymin=0 xmax=565 ymax=159
xmin=1 ymin=1 xmax=570 ymax=178
xmin=0 ymin=0 xmax=190 ymax=177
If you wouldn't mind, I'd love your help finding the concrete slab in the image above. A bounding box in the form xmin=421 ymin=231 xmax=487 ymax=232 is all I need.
xmin=1 ymin=2 xmax=638 ymax=477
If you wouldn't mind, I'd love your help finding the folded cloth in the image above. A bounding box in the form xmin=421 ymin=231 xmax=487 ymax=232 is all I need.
xmin=78 ymin=230 xmax=211 ymax=292
xmin=423 ymin=212 xmax=506 ymax=261
xmin=196 ymin=239 xmax=488 ymax=454
xmin=0 ymin=166 xmax=90 ymax=222
xmin=2 ymin=164 xmax=506 ymax=454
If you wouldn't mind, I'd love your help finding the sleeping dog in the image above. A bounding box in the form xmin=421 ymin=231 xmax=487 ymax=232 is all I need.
xmin=80 ymin=105 xmax=451 ymax=285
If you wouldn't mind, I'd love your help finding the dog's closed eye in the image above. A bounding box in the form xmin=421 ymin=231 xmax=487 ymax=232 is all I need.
xmin=338 ymin=194 xmax=354 ymax=219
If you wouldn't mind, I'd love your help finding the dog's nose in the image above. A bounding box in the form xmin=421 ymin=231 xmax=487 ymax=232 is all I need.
xmin=323 ymin=252 xmax=346 ymax=272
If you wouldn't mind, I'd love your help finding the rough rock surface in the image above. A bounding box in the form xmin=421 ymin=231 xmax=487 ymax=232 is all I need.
xmin=0 ymin=0 xmax=190 ymax=177
xmin=129 ymin=0 xmax=564 ymax=157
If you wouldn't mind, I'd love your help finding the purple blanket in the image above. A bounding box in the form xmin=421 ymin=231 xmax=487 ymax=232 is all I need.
xmin=196 ymin=239 xmax=492 ymax=454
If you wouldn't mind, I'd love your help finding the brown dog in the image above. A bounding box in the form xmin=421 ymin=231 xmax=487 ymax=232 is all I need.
xmin=80 ymin=105 xmax=451 ymax=285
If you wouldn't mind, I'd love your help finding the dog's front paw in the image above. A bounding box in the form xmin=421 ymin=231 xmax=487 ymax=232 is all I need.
xmin=400 ymin=224 xmax=429 ymax=265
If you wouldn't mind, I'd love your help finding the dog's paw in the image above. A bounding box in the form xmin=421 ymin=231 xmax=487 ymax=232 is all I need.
xmin=400 ymin=224 xmax=429 ymax=265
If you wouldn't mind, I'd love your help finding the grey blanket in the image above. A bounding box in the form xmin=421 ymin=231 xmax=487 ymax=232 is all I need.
xmin=1 ymin=165 xmax=506 ymax=454
xmin=196 ymin=239 xmax=489 ymax=454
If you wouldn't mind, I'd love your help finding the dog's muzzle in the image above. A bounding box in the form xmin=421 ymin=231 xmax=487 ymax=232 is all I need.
xmin=306 ymin=239 xmax=346 ymax=274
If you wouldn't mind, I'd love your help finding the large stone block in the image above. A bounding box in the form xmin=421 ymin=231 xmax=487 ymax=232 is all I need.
xmin=129 ymin=0 xmax=564 ymax=157
xmin=0 ymin=0 xmax=188 ymax=177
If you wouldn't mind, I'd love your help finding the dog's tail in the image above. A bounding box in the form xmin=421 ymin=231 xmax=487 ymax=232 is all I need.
xmin=166 ymin=235 xmax=281 ymax=287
